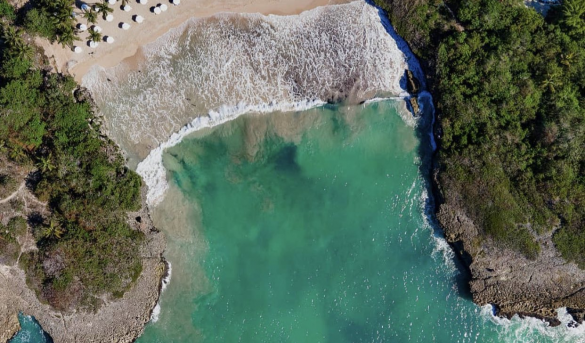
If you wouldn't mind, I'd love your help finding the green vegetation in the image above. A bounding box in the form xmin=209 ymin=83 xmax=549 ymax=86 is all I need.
xmin=0 ymin=217 xmax=26 ymax=265
xmin=23 ymin=0 xmax=78 ymax=47
xmin=375 ymin=0 xmax=585 ymax=266
xmin=19 ymin=0 xmax=114 ymax=47
xmin=1 ymin=1 xmax=144 ymax=310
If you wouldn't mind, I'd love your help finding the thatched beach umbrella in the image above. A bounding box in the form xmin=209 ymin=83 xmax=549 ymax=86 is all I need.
xmin=105 ymin=36 xmax=115 ymax=44
xmin=171 ymin=0 xmax=180 ymax=4
xmin=106 ymin=14 xmax=114 ymax=22
xmin=134 ymin=15 xmax=144 ymax=23
xmin=159 ymin=3 xmax=168 ymax=11
xmin=77 ymin=23 xmax=88 ymax=31
xmin=121 ymin=22 xmax=131 ymax=30
xmin=123 ymin=5 xmax=132 ymax=11
xmin=73 ymin=46 xmax=83 ymax=53
xmin=153 ymin=6 xmax=161 ymax=14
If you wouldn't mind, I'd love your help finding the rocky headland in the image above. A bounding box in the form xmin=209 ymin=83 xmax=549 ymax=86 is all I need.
xmin=374 ymin=0 xmax=585 ymax=326
xmin=0 ymin=183 xmax=166 ymax=342
xmin=437 ymin=201 xmax=585 ymax=325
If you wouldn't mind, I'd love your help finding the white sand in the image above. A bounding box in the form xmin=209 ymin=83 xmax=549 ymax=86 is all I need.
xmin=39 ymin=0 xmax=333 ymax=82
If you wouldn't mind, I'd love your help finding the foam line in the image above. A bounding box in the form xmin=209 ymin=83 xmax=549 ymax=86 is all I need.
xmin=137 ymin=100 xmax=326 ymax=206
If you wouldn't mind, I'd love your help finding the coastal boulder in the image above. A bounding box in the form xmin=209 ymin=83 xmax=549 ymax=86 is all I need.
xmin=409 ymin=97 xmax=420 ymax=115
xmin=406 ymin=70 xmax=421 ymax=95
xmin=0 ymin=312 xmax=20 ymax=342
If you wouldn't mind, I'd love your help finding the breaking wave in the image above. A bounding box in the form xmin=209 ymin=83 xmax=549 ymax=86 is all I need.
xmin=83 ymin=1 xmax=416 ymax=206
xmin=480 ymin=305 xmax=585 ymax=343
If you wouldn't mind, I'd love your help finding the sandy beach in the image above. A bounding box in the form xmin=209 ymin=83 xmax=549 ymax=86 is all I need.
xmin=39 ymin=0 xmax=333 ymax=82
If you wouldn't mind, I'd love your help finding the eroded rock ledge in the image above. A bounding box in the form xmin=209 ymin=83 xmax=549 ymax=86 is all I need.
xmin=436 ymin=202 xmax=585 ymax=325
xmin=0 ymin=185 xmax=166 ymax=343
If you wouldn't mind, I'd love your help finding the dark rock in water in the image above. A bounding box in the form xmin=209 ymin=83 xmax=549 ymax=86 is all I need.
xmin=73 ymin=87 xmax=95 ymax=106
xmin=406 ymin=70 xmax=421 ymax=95
xmin=567 ymin=307 xmax=585 ymax=324
xmin=409 ymin=97 xmax=420 ymax=115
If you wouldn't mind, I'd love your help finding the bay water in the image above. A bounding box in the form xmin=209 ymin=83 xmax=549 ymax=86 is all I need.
xmin=11 ymin=1 xmax=585 ymax=342
xmin=135 ymin=101 xmax=583 ymax=342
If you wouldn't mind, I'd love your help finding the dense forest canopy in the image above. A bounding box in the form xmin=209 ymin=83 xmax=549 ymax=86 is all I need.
xmin=375 ymin=0 xmax=585 ymax=266
xmin=0 ymin=0 xmax=144 ymax=310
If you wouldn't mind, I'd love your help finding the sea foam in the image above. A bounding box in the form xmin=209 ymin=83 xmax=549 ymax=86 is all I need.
xmin=480 ymin=305 xmax=585 ymax=343
xmin=84 ymin=1 xmax=416 ymax=206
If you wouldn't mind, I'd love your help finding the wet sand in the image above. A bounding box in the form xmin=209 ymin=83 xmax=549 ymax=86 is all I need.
xmin=38 ymin=0 xmax=332 ymax=82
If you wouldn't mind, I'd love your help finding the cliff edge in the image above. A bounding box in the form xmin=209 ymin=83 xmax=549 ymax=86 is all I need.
xmin=0 ymin=184 xmax=166 ymax=342
xmin=437 ymin=202 xmax=585 ymax=324
xmin=373 ymin=0 xmax=585 ymax=324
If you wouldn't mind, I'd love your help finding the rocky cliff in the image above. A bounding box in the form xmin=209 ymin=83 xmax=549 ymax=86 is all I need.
xmin=374 ymin=0 xmax=585 ymax=324
xmin=0 ymin=184 xmax=166 ymax=342
xmin=437 ymin=202 xmax=585 ymax=324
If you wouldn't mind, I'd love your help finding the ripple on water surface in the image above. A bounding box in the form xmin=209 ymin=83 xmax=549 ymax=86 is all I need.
xmin=137 ymin=102 xmax=583 ymax=343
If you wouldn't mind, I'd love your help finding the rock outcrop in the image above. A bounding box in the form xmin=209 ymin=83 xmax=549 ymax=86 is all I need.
xmin=0 ymin=185 xmax=166 ymax=343
xmin=405 ymin=70 xmax=421 ymax=115
xmin=406 ymin=69 xmax=421 ymax=95
xmin=0 ymin=313 xmax=20 ymax=342
xmin=436 ymin=202 xmax=585 ymax=324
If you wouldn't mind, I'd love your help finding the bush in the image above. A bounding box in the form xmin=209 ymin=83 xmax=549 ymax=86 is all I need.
xmin=23 ymin=8 xmax=55 ymax=40
xmin=0 ymin=0 xmax=15 ymax=21
xmin=0 ymin=21 xmax=145 ymax=310
xmin=375 ymin=0 xmax=585 ymax=262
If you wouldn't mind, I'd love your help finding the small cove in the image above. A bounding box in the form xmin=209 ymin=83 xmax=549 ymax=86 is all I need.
xmin=135 ymin=101 xmax=582 ymax=342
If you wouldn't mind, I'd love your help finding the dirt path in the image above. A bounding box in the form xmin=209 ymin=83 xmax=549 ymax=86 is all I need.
xmin=0 ymin=183 xmax=24 ymax=205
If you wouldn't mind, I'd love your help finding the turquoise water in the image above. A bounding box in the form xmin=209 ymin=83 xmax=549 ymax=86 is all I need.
xmin=13 ymin=101 xmax=582 ymax=342
xmin=9 ymin=314 xmax=52 ymax=343
xmin=136 ymin=101 xmax=583 ymax=343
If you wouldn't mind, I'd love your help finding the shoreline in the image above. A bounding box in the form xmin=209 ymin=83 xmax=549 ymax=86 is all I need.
xmin=0 ymin=183 xmax=166 ymax=343
xmin=38 ymin=0 xmax=334 ymax=82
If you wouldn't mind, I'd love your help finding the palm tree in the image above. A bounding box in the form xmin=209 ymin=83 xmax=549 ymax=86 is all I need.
xmin=88 ymin=28 xmax=102 ymax=43
xmin=120 ymin=0 xmax=129 ymax=7
xmin=58 ymin=27 xmax=80 ymax=48
xmin=0 ymin=25 xmax=33 ymax=59
xmin=42 ymin=219 xmax=65 ymax=240
xmin=560 ymin=52 xmax=577 ymax=70
xmin=540 ymin=72 xmax=562 ymax=93
xmin=37 ymin=154 xmax=55 ymax=173
xmin=1 ymin=24 xmax=20 ymax=47
xmin=95 ymin=1 xmax=113 ymax=20
xmin=8 ymin=148 xmax=26 ymax=162
xmin=83 ymin=9 xmax=98 ymax=25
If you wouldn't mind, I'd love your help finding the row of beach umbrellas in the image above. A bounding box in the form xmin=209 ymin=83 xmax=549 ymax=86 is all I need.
xmin=73 ymin=0 xmax=180 ymax=53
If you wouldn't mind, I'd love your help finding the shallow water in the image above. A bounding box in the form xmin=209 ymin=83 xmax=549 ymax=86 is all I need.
xmin=9 ymin=314 xmax=52 ymax=343
xmin=83 ymin=1 xmax=413 ymax=165
xmin=11 ymin=1 xmax=579 ymax=342
xmin=135 ymin=102 xmax=583 ymax=343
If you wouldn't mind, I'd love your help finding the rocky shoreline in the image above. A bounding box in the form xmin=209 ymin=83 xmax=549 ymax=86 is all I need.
xmin=434 ymin=198 xmax=585 ymax=325
xmin=0 ymin=183 xmax=166 ymax=343
xmin=0 ymin=86 xmax=166 ymax=343
xmin=385 ymin=0 xmax=585 ymax=325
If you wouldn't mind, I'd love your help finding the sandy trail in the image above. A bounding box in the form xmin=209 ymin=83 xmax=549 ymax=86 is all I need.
xmin=0 ymin=183 xmax=24 ymax=205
